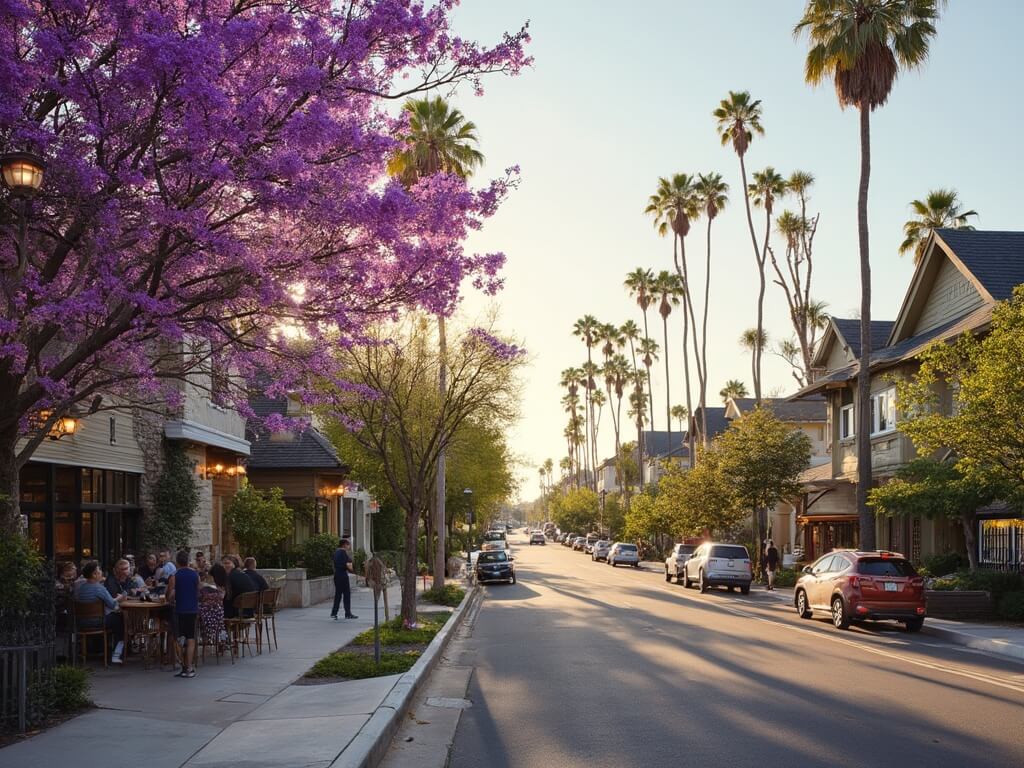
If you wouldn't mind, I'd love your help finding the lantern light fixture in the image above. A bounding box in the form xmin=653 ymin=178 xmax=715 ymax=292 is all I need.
xmin=0 ymin=151 xmax=46 ymax=197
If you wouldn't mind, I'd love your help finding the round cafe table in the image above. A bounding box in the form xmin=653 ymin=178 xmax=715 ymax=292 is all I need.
xmin=120 ymin=599 xmax=171 ymax=667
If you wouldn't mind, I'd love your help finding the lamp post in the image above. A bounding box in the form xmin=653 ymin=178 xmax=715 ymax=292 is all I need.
xmin=463 ymin=488 xmax=474 ymax=555
xmin=599 ymin=489 xmax=607 ymax=537
xmin=1 ymin=150 xmax=46 ymax=275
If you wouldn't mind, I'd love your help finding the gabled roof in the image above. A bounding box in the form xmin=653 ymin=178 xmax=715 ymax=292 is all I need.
xmin=729 ymin=397 xmax=827 ymax=423
xmin=830 ymin=318 xmax=896 ymax=360
xmin=246 ymin=396 xmax=348 ymax=471
xmin=692 ymin=406 xmax=730 ymax=441
xmin=642 ymin=430 xmax=687 ymax=459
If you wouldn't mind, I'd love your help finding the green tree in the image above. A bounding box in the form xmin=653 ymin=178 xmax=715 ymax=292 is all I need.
xmin=717 ymin=408 xmax=811 ymax=573
xmin=899 ymin=188 xmax=978 ymax=265
xmin=869 ymin=459 xmax=1001 ymax=571
xmin=225 ymin=484 xmax=293 ymax=557
xmin=622 ymin=491 xmax=656 ymax=542
xmin=719 ymin=379 xmax=749 ymax=403
xmin=652 ymin=270 xmax=684 ymax=454
xmin=146 ymin=442 xmax=199 ymax=551
xmin=796 ymin=0 xmax=944 ymax=550
xmin=388 ymin=97 xmax=484 ymax=185
xmin=550 ymin=487 xmax=599 ymax=534
xmin=739 ymin=328 xmax=768 ymax=400
xmin=573 ymin=315 xmax=602 ymax=491
xmin=656 ymin=449 xmax=742 ymax=540
xmin=624 ymin=268 xmax=658 ymax=431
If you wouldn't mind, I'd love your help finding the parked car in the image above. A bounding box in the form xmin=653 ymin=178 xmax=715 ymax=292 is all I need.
xmin=665 ymin=543 xmax=697 ymax=583
xmin=608 ymin=542 xmax=640 ymax=567
xmin=476 ymin=550 xmax=516 ymax=584
xmin=530 ymin=531 xmax=547 ymax=546
xmin=572 ymin=536 xmax=586 ymax=551
xmin=583 ymin=533 xmax=600 ymax=554
xmin=482 ymin=529 xmax=507 ymax=549
xmin=682 ymin=543 xmax=752 ymax=594
xmin=591 ymin=540 xmax=611 ymax=562
xmin=794 ymin=550 xmax=926 ymax=631
xmin=562 ymin=533 xmax=577 ymax=546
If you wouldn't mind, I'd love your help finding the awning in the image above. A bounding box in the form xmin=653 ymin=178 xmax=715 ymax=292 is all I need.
xmin=797 ymin=514 xmax=859 ymax=524
xmin=165 ymin=419 xmax=251 ymax=455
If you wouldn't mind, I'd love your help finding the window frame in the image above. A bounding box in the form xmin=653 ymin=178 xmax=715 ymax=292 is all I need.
xmin=839 ymin=404 xmax=855 ymax=440
xmin=870 ymin=387 xmax=898 ymax=437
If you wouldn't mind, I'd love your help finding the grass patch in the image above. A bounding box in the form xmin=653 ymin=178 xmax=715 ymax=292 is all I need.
xmin=306 ymin=651 xmax=420 ymax=680
xmin=350 ymin=613 xmax=449 ymax=646
xmin=421 ymin=584 xmax=466 ymax=607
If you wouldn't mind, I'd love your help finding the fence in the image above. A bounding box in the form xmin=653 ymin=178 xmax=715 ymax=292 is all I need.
xmin=0 ymin=569 xmax=57 ymax=734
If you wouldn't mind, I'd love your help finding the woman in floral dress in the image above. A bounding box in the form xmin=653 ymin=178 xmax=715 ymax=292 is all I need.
xmin=199 ymin=563 xmax=228 ymax=652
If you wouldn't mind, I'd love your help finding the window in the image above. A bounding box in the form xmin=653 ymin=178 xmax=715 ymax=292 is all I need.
xmin=812 ymin=555 xmax=836 ymax=575
xmin=109 ymin=416 xmax=117 ymax=445
xmin=839 ymin=404 xmax=855 ymax=439
xmin=870 ymin=387 xmax=897 ymax=435
xmin=857 ymin=558 xmax=916 ymax=577
xmin=709 ymin=545 xmax=749 ymax=560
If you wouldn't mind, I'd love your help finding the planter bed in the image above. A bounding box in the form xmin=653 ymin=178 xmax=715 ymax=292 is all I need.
xmin=925 ymin=590 xmax=994 ymax=621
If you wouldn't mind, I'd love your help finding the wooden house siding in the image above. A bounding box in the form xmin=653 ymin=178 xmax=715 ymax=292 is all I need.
xmin=911 ymin=257 xmax=985 ymax=337
xmin=22 ymin=409 xmax=144 ymax=473
xmin=826 ymin=339 xmax=852 ymax=370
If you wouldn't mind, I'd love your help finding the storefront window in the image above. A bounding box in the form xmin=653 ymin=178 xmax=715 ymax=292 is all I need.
xmin=20 ymin=463 xmax=47 ymax=504
xmin=54 ymin=512 xmax=75 ymax=561
xmin=55 ymin=466 xmax=77 ymax=504
xmin=81 ymin=511 xmax=94 ymax=559
xmin=28 ymin=512 xmax=45 ymax=554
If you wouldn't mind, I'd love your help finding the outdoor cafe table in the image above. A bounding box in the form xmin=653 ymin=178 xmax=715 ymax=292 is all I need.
xmin=120 ymin=599 xmax=172 ymax=665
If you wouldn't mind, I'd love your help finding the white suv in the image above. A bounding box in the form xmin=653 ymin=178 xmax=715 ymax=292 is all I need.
xmin=664 ymin=543 xmax=697 ymax=583
xmin=682 ymin=543 xmax=752 ymax=594
xmin=608 ymin=542 xmax=640 ymax=567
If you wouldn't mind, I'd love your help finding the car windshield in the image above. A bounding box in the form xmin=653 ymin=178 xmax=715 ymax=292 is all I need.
xmin=483 ymin=531 xmax=505 ymax=541
xmin=617 ymin=545 xmax=637 ymax=552
xmin=858 ymin=558 xmax=916 ymax=577
xmin=710 ymin=545 xmax=749 ymax=560
xmin=677 ymin=545 xmax=695 ymax=555
xmin=478 ymin=552 xmax=508 ymax=563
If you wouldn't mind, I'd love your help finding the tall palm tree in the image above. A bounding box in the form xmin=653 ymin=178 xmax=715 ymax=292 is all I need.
xmin=637 ymin=335 xmax=660 ymax=429
xmin=653 ymin=270 xmax=683 ymax=457
xmin=624 ymin=268 xmax=657 ymax=431
xmin=749 ymin=166 xmax=788 ymax=400
xmin=900 ymin=188 xmax=978 ymax=264
xmin=628 ymin=374 xmax=648 ymax=488
xmin=720 ymin=379 xmax=749 ymax=403
xmin=671 ymin=405 xmax=689 ymax=436
xmin=694 ymin=172 xmax=730 ymax=443
xmin=573 ymin=316 xmax=602 ymax=491
xmin=543 ymin=458 xmax=554 ymax=492
xmin=796 ymin=0 xmax=943 ymax=550
xmin=604 ymin=354 xmax=632 ymax=489
xmin=714 ymin=90 xmax=766 ymax=399
xmin=740 ymin=328 xmax=768 ymax=398
xmin=390 ymin=95 xmax=484 ymax=591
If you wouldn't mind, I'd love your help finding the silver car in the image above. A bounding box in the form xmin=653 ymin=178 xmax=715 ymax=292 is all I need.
xmin=665 ymin=543 xmax=697 ymax=583
xmin=682 ymin=542 xmax=752 ymax=594
xmin=591 ymin=540 xmax=611 ymax=562
xmin=608 ymin=542 xmax=640 ymax=567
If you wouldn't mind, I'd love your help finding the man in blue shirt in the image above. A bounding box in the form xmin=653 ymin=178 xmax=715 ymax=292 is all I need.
xmin=74 ymin=561 xmax=127 ymax=663
xmin=331 ymin=539 xmax=357 ymax=620
xmin=168 ymin=550 xmax=199 ymax=678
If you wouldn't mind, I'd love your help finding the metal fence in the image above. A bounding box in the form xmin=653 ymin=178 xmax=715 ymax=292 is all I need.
xmin=0 ymin=569 xmax=57 ymax=734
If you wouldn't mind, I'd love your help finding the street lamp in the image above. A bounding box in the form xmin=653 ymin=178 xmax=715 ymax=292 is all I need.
xmin=463 ymin=488 xmax=474 ymax=555
xmin=0 ymin=151 xmax=46 ymax=197
xmin=599 ymin=489 xmax=607 ymax=536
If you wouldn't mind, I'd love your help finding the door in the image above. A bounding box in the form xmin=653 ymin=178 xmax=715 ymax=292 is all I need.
xmin=808 ymin=555 xmax=836 ymax=609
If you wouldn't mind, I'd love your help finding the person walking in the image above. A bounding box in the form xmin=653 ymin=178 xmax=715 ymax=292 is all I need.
xmin=168 ymin=550 xmax=200 ymax=678
xmin=765 ymin=539 xmax=780 ymax=592
xmin=331 ymin=538 xmax=357 ymax=620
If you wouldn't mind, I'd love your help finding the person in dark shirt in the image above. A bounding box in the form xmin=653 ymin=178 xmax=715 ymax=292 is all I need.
xmin=331 ymin=538 xmax=357 ymax=620
xmin=243 ymin=557 xmax=270 ymax=592
xmin=138 ymin=553 xmax=158 ymax=582
xmin=765 ymin=539 xmax=781 ymax=591
xmin=168 ymin=550 xmax=200 ymax=678
xmin=221 ymin=555 xmax=257 ymax=618
xmin=104 ymin=558 xmax=144 ymax=598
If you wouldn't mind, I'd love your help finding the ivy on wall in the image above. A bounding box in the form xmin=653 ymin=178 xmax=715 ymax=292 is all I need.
xmin=145 ymin=442 xmax=199 ymax=551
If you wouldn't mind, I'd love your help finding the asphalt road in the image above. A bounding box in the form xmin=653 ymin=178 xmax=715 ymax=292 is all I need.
xmin=448 ymin=533 xmax=1024 ymax=768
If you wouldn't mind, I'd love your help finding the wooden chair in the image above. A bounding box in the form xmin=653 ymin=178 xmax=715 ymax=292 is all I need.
xmin=225 ymin=592 xmax=258 ymax=659
xmin=196 ymin=612 xmax=224 ymax=666
xmin=72 ymin=600 xmax=109 ymax=668
xmin=256 ymin=588 xmax=281 ymax=654
xmin=123 ymin=607 xmax=163 ymax=670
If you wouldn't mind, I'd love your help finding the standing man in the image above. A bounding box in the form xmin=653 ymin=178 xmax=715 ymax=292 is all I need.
xmin=331 ymin=539 xmax=357 ymax=620
xmin=168 ymin=550 xmax=199 ymax=678
xmin=765 ymin=539 xmax=780 ymax=592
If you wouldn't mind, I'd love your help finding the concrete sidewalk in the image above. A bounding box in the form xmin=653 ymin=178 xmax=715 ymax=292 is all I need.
xmin=0 ymin=583 xmax=413 ymax=768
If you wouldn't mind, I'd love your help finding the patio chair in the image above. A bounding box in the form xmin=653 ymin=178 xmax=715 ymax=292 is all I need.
xmin=225 ymin=592 xmax=259 ymax=659
xmin=72 ymin=600 xmax=108 ymax=668
xmin=122 ymin=606 xmax=164 ymax=670
xmin=256 ymin=588 xmax=281 ymax=654
xmin=197 ymin=612 xmax=226 ymax=666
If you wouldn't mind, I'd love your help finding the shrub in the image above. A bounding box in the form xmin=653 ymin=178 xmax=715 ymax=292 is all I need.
xmin=300 ymin=534 xmax=337 ymax=578
xmin=306 ymin=651 xmax=419 ymax=679
xmin=997 ymin=592 xmax=1024 ymax=622
xmin=349 ymin=613 xmax=449 ymax=646
xmin=49 ymin=666 xmax=92 ymax=712
xmin=918 ymin=551 xmax=967 ymax=578
xmin=927 ymin=569 xmax=1023 ymax=599
xmin=146 ymin=442 xmax=198 ymax=550
xmin=773 ymin=568 xmax=798 ymax=588
xmin=225 ymin=484 xmax=293 ymax=557
xmin=352 ymin=547 xmax=368 ymax=577
xmin=421 ymin=583 xmax=465 ymax=607
xmin=0 ymin=531 xmax=45 ymax=613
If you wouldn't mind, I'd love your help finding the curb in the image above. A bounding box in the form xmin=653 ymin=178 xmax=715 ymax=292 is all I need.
xmin=331 ymin=582 xmax=481 ymax=768
xmin=920 ymin=623 xmax=1024 ymax=661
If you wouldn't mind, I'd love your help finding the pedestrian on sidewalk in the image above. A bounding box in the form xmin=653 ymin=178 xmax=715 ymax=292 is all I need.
xmin=331 ymin=538 xmax=358 ymax=620
xmin=765 ymin=540 xmax=780 ymax=591
xmin=168 ymin=550 xmax=199 ymax=678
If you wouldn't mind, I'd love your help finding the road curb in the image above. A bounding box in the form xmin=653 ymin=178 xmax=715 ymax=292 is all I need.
xmin=920 ymin=623 xmax=1024 ymax=661
xmin=331 ymin=582 xmax=481 ymax=768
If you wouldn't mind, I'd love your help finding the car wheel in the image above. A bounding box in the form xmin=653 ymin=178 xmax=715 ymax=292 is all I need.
xmin=683 ymin=570 xmax=692 ymax=589
xmin=740 ymin=584 xmax=750 ymax=595
xmin=831 ymin=596 xmax=850 ymax=630
xmin=676 ymin=572 xmax=685 ymax=584
xmin=727 ymin=585 xmax=735 ymax=593
xmin=904 ymin=617 xmax=924 ymax=633
xmin=609 ymin=559 xmax=615 ymax=567
xmin=511 ymin=574 xmax=517 ymax=585
xmin=665 ymin=568 xmax=671 ymax=582
xmin=699 ymin=571 xmax=709 ymax=594
xmin=795 ymin=589 xmax=812 ymax=618
xmin=633 ymin=563 xmax=639 ymax=568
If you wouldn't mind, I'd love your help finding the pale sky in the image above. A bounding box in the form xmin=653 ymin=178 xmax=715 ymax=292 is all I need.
xmin=448 ymin=1 xmax=1024 ymax=501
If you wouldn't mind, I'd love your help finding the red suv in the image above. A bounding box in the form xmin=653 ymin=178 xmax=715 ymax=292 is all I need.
xmin=794 ymin=550 xmax=926 ymax=632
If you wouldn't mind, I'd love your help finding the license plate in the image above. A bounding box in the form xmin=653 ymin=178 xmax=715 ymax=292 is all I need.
xmin=727 ymin=561 xmax=734 ymax=568
xmin=884 ymin=582 xmax=898 ymax=592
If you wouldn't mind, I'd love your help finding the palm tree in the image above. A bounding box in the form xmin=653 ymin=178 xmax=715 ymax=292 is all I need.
xmin=796 ymin=0 xmax=943 ymax=550
xmin=694 ymin=172 xmax=729 ymax=443
xmin=573 ymin=316 xmax=602 ymax=491
xmin=620 ymin=320 xmax=642 ymax=377
xmin=628 ymin=374 xmax=648 ymax=488
xmin=671 ymin=405 xmax=689 ymax=436
xmin=900 ymin=188 xmax=978 ymax=264
xmin=603 ymin=354 xmax=632 ymax=489
xmin=740 ymin=328 xmax=768 ymax=398
xmin=714 ymin=90 xmax=766 ymax=399
xmin=653 ymin=270 xmax=683 ymax=456
xmin=624 ymin=268 xmax=657 ymax=431
xmin=638 ymin=335 xmax=660 ymax=422
xmin=748 ymin=166 xmax=788 ymax=400
xmin=543 ymin=458 xmax=554 ymax=492
xmin=720 ymin=379 xmax=749 ymax=403
xmin=390 ymin=95 xmax=485 ymax=593
xmin=646 ymin=176 xmax=701 ymax=462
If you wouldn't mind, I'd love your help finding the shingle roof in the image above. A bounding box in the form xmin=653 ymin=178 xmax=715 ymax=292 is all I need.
xmin=730 ymin=397 xmax=827 ymax=422
xmin=830 ymin=318 xmax=896 ymax=360
xmin=693 ymin=406 xmax=730 ymax=440
xmin=246 ymin=396 xmax=347 ymax=471
xmin=937 ymin=229 xmax=1024 ymax=301
xmin=642 ymin=430 xmax=687 ymax=458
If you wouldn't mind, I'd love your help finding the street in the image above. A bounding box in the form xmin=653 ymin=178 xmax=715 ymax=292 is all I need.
xmin=447 ymin=533 xmax=1024 ymax=768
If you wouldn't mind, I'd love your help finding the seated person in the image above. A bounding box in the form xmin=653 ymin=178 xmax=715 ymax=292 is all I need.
xmin=221 ymin=556 xmax=257 ymax=618
xmin=155 ymin=549 xmax=177 ymax=584
xmin=55 ymin=562 xmax=78 ymax=597
xmin=243 ymin=557 xmax=270 ymax=592
xmin=138 ymin=553 xmax=158 ymax=583
xmin=194 ymin=550 xmax=210 ymax=580
xmin=104 ymin=558 xmax=145 ymax=598
xmin=74 ymin=561 xmax=127 ymax=663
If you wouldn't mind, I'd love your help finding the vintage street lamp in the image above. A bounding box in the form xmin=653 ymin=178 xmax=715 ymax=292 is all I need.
xmin=0 ymin=151 xmax=46 ymax=197
xmin=463 ymin=488 xmax=474 ymax=554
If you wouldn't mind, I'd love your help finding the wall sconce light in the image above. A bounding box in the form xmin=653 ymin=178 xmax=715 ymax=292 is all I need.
xmin=36 ymin=409 xmax=80 ymax=441
xmin=205 ymin=460 xmax=245 ymax=480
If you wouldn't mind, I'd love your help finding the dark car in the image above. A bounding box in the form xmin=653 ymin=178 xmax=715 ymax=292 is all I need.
xmin=476 ymin=550 xmax=516 ymax=584
xmin=530 ymin=531 xmax=547 ymax=545
xmin=795 ymin=550 xmax=926 ymax=631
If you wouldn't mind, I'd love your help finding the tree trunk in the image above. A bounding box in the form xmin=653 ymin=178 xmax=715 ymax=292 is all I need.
xmin=960 ymin=510 xmax=979 ymax=572
xmin=662 ymin=313 xmax=672 ymax=463
xmin=676 ymin=233 xmax=697 ymax=466
xmin=700 ymin=217 xmax=714 ymax=442
xmin=434 ymin=316 xmax=447 ymax=591
xmin=641 ymin=311 xmax=655 ymax=433
xmin=401 ymin=503 xmax=420 ymax=625
xmin=755 ymin=213 xmax=770 ymax=403
xmin=738 ymin=153 xmax=762 ymax=401
xmin=856 ymin=104 xmax=876 ymax=551
xmin=0 ymin=426 xmax=21 ymax=536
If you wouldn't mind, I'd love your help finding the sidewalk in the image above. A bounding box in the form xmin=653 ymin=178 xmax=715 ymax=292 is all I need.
xmin=0 ymin=581 xmax=427 ymax=768
xmin=754 ymin=585 xmax=1024 ymax=662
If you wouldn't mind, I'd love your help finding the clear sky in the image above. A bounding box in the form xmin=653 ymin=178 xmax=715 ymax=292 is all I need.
xmin=446 ymin=1 xmax=1024 ymax=501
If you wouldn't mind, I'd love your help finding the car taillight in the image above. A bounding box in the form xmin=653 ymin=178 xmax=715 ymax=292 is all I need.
xmin=910 ymin=577 xmax=924 ymax=588
xmin=848 ymin=575 xmax=860 ymax=589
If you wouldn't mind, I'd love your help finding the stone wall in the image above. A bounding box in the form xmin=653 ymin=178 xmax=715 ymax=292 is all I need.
xmin=133 ymin=407 xmax=166 ymax=547
xmin=186 ymin=445 xmax=214 ymax=553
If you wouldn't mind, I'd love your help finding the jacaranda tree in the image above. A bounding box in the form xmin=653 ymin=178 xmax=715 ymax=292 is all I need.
xmin=0 ymin=0 xmax=530 ymax=532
